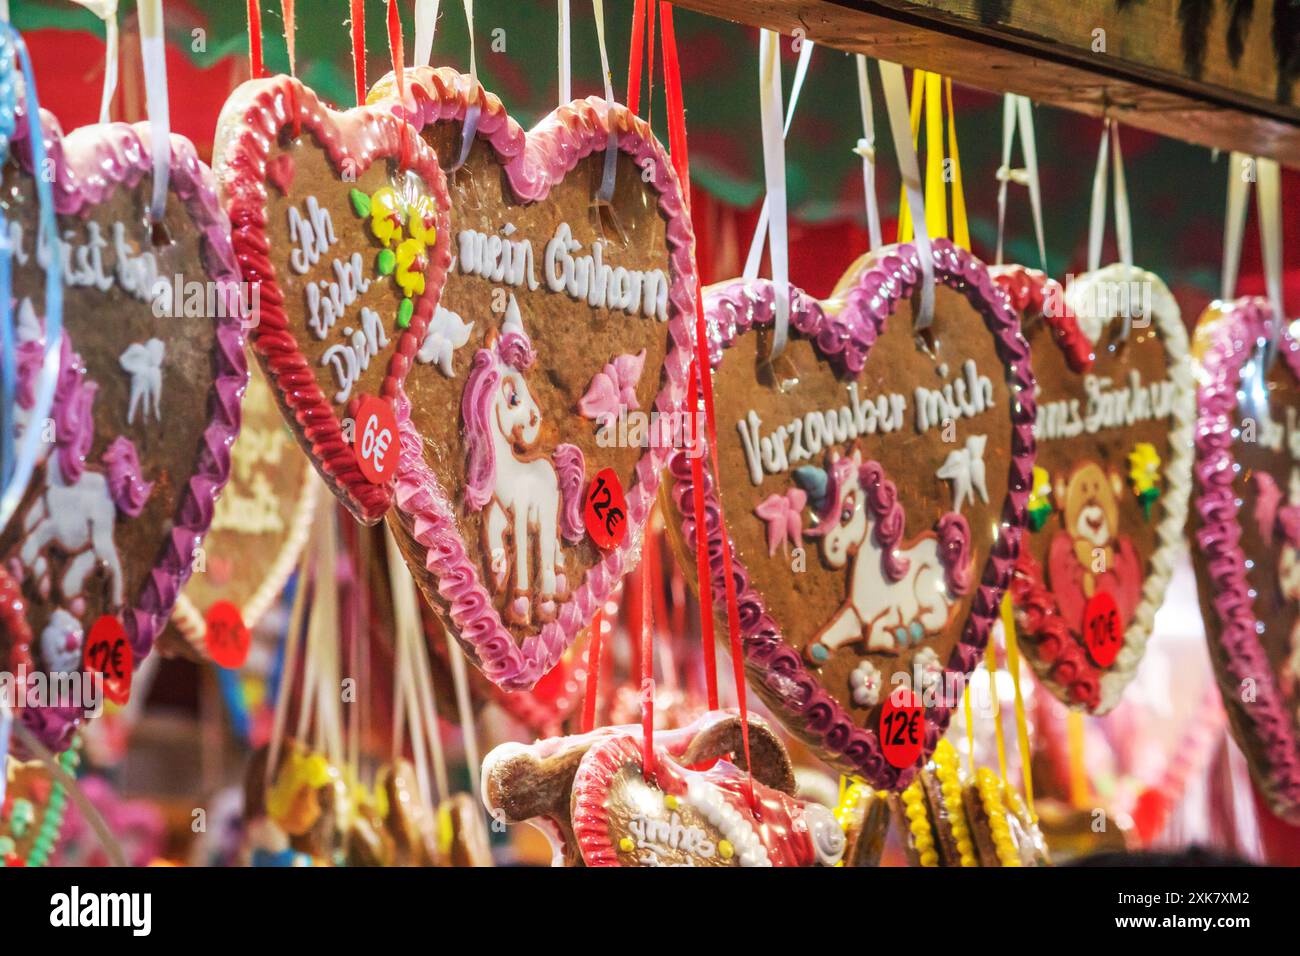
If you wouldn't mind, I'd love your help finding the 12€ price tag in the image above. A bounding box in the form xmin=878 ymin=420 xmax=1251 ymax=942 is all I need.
xmin=583 ymin=467 xmax=628 ymax=550
xmin=880 ymin=687 xmax=926 ymax=769
xmin=83 ymin=615 xmax=132 ymax=706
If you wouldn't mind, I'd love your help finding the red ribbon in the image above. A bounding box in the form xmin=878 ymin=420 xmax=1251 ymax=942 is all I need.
xmin=350 ymin=0 xmax=367 ymax=107
xmin=660 ymin=1 xmax=753 ymax=804
xmin=640 ymin=530 xmax=656 ymax=781
xmin=246 ymin=0 xmax=265 ymax=79
xmin=688 ymin=362 xmax=720 ymax=710
xmin=387 ymin=0 xmax=406 ymax=104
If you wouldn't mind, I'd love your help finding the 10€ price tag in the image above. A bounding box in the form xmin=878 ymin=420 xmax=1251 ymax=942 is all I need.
xmin=205 ymin=600 xmax=252 ymax=669
xmin=1083 ymin=590 xmax=1121 ymax=668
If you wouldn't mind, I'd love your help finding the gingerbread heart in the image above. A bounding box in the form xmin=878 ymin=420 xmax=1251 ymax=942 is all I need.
xmin=0 ymin=106 xmax=245 ymax=751
xmin=571 ymin=733 xmax=844 ymax=867
xmin=481 ymin=710 xmax=795 ymax=867
xmin=214 ymin=76 xmax=453 ymax=524
xmin=366 ymin=68 xmax=694 ymax=691
xmin=1191 ymin=297 xmax=1300 ymax=822
xmin=162 ymin=362 xmax=320 ymax=662
xmin=1000 ymin=263 xmax=1194 ymax=714
xmin=664 ymin=239 xmax=1035 ymax=788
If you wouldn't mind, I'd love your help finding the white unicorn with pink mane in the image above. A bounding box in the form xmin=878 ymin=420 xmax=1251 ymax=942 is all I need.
xmin=7 ymin=300 xmax=153 ymax=617
xmin=462 ymin=296 xmax=585 ymax=627
xmin=793 ymin=447 xmax=972 ymax=665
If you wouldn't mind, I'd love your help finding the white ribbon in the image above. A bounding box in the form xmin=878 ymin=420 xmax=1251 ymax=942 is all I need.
xmin=855 ymin=55 xmax=882 ymax=253
xmin=71 ymin=1 xmax=118 ymax=123
xmin=452 ymin=0 xmax=480 ymax=171
xmin=137 ymin=0 xmax=169 ymax=223
xmin=413 ymin=0 xmax=440 ymax=68
xmin=591 ymin=0 xmax=618 ymax=203
xmin=879 ymin=61 xmax=934 ymax=330
xmin=1087 ymin=118 xmax=1133 ymax=274
xmin=558 ymin=0 xmax=571 ymax=106
xmin=743 ymin=33 xmax=811 ymax=278
xmin=744 ymin=30 xmax=794 ymax=359
xmin=995 ymin=93 xmax=1045 ymax=270
xmin=1224 ymin=153 xmax=1287 ymax=367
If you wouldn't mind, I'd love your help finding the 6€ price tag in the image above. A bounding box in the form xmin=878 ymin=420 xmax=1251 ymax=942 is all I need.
xmin=83 ymin=615 xmax=132 ymax=706
xmin=1083 ymin=590 xmax=1121 ymax=668
xmin=354 ymin=395 xmax=398 ymax=484
xmin=205 ymin=600 xmax=251 ymax=669
xmin=583 ymin=467 xmax=628 ymax=550
xmin=880 ymin=687 xmax=925 ymax=769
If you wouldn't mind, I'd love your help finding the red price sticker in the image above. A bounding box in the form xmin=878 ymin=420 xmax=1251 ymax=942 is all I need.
xmin=583 ymin=467 xmax=628 ymax=550
xmin=880 ymin=688 xmax=925 ymax=769
xmin=205 ymin=600 xmax=251 ymax=669
xmin=1083 ymin=590 xmax=1121 ymax=668
xmin=353 ymin=395 xmax=398 ymax=484
xmin=83 ymin=615 xmax=132 ymax=706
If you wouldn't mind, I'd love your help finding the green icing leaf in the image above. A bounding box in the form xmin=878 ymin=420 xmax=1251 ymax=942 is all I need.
xmin=397 ymin=298 xmax=414 ymax=330
xmin=350 ymin=188 xmax=372 ymax=218
xmin=377 ymin=248 xmax=396 ymax=275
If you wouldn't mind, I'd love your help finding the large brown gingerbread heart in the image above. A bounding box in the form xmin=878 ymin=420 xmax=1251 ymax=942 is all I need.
xmin=664 ymin=239 xmax=1035 ymax=789
xmin=0 ymin=106 xmax=245 ymax=750
xmin=214 ymin=75 xmax=452 ymax=524
xmin=1191 ymin=297 xmax=1300 ymax=822
xmin=366 ymin=68 xmax=694 ymax=691
xmin=1000 ymin=263 xmax=1194 ymax=714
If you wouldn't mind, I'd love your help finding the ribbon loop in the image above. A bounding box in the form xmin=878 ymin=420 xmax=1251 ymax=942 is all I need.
xmin=994 ymin=94 xmax=1046 ymax=271
xmin=879 ymin=62 xmax=934 ymax=330
xmin=137 ymin=0 xmax=169 ymax=224
xmin=414 ymin=0 xmax=441 ymax=69
xmin=855 ymin=55 xmax=882 ymax=253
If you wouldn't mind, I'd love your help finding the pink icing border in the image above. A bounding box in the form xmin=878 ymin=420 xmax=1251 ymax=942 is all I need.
xmin=374 ymin=67 xmax=695 ymax=692
xmin=666 ymin=239 xmax=1037 ymax=789
xmin=1192 ymin=296 xmax=1300 ymax=818
xmin=7 ymin=102 xmax=246 ymax=751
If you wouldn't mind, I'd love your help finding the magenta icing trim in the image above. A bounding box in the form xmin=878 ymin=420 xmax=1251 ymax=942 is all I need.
xmin=376 ymin=67 xmax=695 ymax=691
xmin=9 ymin=101 xmax=246 ymax=751
xmin=1192 ymin=296 xmax=1300 ymax=816
xmin=667 ymin=238 xmax=1037 ymax=789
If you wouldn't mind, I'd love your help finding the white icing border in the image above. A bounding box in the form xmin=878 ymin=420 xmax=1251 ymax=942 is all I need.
xmin=169 ymin=463 xmax=321 ymax=659
xmin=1061 ymin=263 xmax=1194 ymax=714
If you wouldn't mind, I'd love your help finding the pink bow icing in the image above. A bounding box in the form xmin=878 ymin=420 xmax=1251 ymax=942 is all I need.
xmin=578 ymin=349 xmax=647 ymax=423
xmin=754 ymin=488 xmax=807 ymax=557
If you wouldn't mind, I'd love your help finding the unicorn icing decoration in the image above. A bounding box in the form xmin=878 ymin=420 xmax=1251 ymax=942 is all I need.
xmin=793 ymin=447 xmax=973 ymax=664
xmin=462 ymin=295 xmax=586 ymax=627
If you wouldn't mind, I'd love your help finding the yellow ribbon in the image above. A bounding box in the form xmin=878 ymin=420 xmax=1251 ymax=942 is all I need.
xmin=984 ymin=639 xmax=1009 ymax=785
xmin=897 ymin=71 xmax=969 ymax=251
xmin=1067 ymin=711 xmax=1090 ymax=808
xmin=1001 ymin=593 xmax=1037 ymax=822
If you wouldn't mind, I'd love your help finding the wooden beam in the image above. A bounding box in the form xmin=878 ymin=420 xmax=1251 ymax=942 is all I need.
xmin=666 ymin=0 xmax=1300 ymax=168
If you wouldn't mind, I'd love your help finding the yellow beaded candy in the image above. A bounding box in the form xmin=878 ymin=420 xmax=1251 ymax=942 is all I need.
xmin=974 ymin=767 xmax=1021 ymax=867
xmin=932 ymin=740 xmax=978 ymax=867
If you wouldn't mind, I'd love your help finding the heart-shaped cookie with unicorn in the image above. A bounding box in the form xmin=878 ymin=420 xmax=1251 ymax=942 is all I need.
xmin=997 ymin=263 xmax=1194 ymax=714
xmin=663 ymin=240 xmax=1035 ymax=788
xmin=214 ymin=75 xmax=452 ymax=524
xmin=365 ymin=68 xmax=694 ymax=691
xmin=1191 ymin=297 xmax=1300 ymax=822
xmin=0 ymin=106 xmax=245 ymax=750
xmin=571 ymin=732 xmax=845 ymax=867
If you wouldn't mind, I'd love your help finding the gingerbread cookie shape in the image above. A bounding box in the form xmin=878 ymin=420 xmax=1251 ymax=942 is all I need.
xmin=572 ymin=733 xmax=844 ymax=867
xmin=365 ymin=67 xmax=694 ymax=692
xmin=1000 ymin=263 xmax=1194 ymax=714
xmin=0 ymin=103 xmax=246 ymax=752
xmin=481 ymin=710 xmax=795 ymax=867
xmin=663 ymin=240 xmax=1035 ymax=789
xmin=162 ymin=362 xmax=320 ymax=662
xmin=214 ymin=75 xmax=453 ymax=524
xmin=1191 ymin=297 xmax=1300 ymax=822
